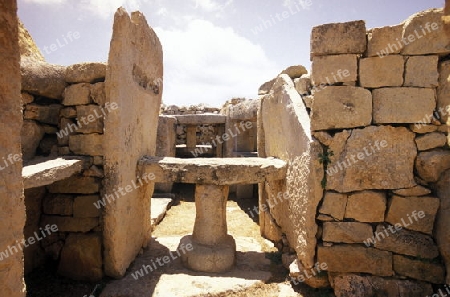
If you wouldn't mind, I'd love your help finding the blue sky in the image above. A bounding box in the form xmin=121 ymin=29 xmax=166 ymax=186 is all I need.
xmin=18 ymin=0 xmax=445 ymax=107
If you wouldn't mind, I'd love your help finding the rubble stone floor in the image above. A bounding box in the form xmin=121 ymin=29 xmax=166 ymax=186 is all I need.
xmin=26 ymin=184 xmax=335 ymax=297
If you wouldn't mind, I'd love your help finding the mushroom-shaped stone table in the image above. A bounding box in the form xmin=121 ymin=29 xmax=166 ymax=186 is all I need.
xmin=138 ymin=156 xmax=287 ymax=273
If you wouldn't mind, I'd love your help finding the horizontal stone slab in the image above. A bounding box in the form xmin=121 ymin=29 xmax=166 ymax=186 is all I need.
xmin=175 ymin=114 xmax=227 ymax=125
xmin=138 ymin=156 xmax=287 ymax=185
xmin=23 ymin=157 xmax=85 ymax=189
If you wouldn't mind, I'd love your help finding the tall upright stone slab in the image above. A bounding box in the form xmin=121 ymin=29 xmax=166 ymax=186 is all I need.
xmin=260 ymin=74 xmax=323 ymax=268
xmin=0 ymin=1 xmax=26 ymax=295
xmin=103 ymin=8 xmax=163 ymax=278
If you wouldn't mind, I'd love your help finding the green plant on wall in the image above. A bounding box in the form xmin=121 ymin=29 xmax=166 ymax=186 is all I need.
xmin=318 ymin=148 xmax=333 ymax=189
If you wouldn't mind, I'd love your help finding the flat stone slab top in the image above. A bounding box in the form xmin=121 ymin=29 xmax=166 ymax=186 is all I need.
xmin=23 ymin=157 xmax=85 ymax=189
xmin=175 ymin=114 xmax=227 ymax=125
xmin=139 ymin=156 xmax=287 ymax=185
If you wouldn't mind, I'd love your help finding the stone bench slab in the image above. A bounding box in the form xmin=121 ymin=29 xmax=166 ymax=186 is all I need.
xmin=139 ymin=156 xmax=287 ymax=185
xmin=23 ymin=157 xmax=85 ymax=189
xmin=175 ymin=114 xmax=227 ymax=125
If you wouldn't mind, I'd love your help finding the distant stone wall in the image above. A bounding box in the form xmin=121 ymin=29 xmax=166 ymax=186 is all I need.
xmin=161 ymin=104 xmax=220 ymax=145
xmin=259 ymin=7 xmax=450 ymax=295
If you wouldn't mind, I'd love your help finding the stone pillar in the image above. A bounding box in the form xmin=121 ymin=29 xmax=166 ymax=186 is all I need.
xmin=180 ymin=184 xmax=236 ymax=273
xmin=186 ymin=125 xmax=197 ymax=149
xmin=0 ymin=0 xmax=27 ymax=295
xmin=155 ymin=116 xmax=176 ymax=193
xmin=215 ymin=125 xmax=224 ymax=157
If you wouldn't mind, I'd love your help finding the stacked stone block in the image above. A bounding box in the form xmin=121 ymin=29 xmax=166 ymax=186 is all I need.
xmin=20 ymin=62 xmax=107 ymax=281
xmin=305 ymin=8 xmax=450 ymax=295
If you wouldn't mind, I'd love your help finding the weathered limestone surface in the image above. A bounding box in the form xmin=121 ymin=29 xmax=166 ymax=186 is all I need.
xmin=415 ymin=149 xmax=450 ymax=182
xmin=69 ymin=134 xmax=103 ymax=156
xmin=373 ymin=225 xmax=439 ymax=259
xmin=322 ymin=222 xmax=373 ymax=243
xmin=311 ymin=86 xmax=372 ymax=131
xmin=21 ymin=120 xmax=45 ymax=160
xmin=318 ymin=192 xmax=347 ymax=221
xmin=41 ymin=215 xmax=98 ymax=232
xmin=0 ymin=2 xmax=27 ymax=295
xmin=154 ymin=116 xmax=176 ymax=192
xmin=75 ymin=105 xmax=104 ymax=133
xmin=331 ymin=274 xmax=433 ymax=297
xmin=66 ymin=62 xmax=106 ymax=83
xmin=21 ymin=58 xmax=67 ymax=100
xmin=228 ymin=99 xmax=259 ymax=121
xmin=437 ymin=61 xmax=450 ymax=124
xmin=280 ymin=65 xmax=307 ymax=79
xmin=58 ymin=233 xmax=103 ymax=281
xmin=367 ymin=24 xmax=404 ymax=57
xmin=327 ymin=126 xmax=416 ymax=193
xmin=43 ymin=194 xmax=73 ymax=215
xmin=393 ymin=255 xmax=445 ymax=284
xmin=392 ymin=185 xmax=431 ymax=197
xmin=260 ymin=74 xmax=323 ymax=269
xmin=404 ymin=55 xmax=439 ymax=87
xmin=103 ymin=8 xmax=163 ymax=278
xmin=373 ymin=88 xmax=436 ymax=124
xmin=24 ymin=104 xmax=62 ymax=125
xmin=415 ymin=132 xmax=447 ymax=151
xmin=23 ymin=157 xmax=84 ymax=189
xmin=311 ymin=55 xmax=357 ymax=85
xmin=18 ymin=19 xmax=45 ymax=62
xmin=401 ymin=8 xmax=450 ymax=55
xmin=139 ymin=156 xmax=287 ymax=185
xmin=317 ymin=245 xmax=392 ymax=276
xmin=311 ymin=21 xmax=367 ymax=56
xmin=47 ymin=176 xmax=99 ymax=194
xmin=344 ymin=191 xmax=386 ymax=222
xmin=436 ymin=169 xmax=450 ymax=284
xmin=63 ymin=83 xmax=91 ymax=106
xmin=385 ymin=195 xmax=440 ymax=235
xmin=359 ymin=55 xmax=404 ymax=88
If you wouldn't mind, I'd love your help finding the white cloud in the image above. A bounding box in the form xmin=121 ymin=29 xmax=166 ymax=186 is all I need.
xmin=22 ymin=0 xmax=65 ymax=4
xmin=282 ymin=0 xmax=313 ymax=9
xmin=192 ymin=0 xmax=233 ymax=13
xmin=155 ymin=19 xmax=279 ymax=107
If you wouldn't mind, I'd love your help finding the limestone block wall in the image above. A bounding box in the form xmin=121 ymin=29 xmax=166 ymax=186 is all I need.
xmin=0 ymin=1 xmax=27 ymax=295
xmin=20 ymin=61 xmax=107 ymax=281
xmin=260 ymin=7 xmax=450 ymax=295
xmin=310 ymin=8 xmax=450 ymax=291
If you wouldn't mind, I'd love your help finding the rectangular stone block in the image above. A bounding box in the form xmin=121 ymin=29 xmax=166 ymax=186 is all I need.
xmin=41 ymin=215 xmax=99 ymax=232
xmin=416 ymin=150 xmax=450 ymax=182
xmin=319 ymin=192 xmax=347 ymax=221
xmin=327 ymin=126 xmax=416 ymax=192
xmin=359 ymin=55 xmax=404 ymax=88
xmin=404 ymin=56 xmax=439 ymax=88
xmin=75 ymin=105 xmax=104 ymax=134
xmin=311 ymin=86 xmax=372 ymax=131
xmin=367 ymin=24 xmax=404 ymax=57
xmin=311 ymin=20 xmax=367 ymax=56
xmin=322 ymin=222 xmax=373 ymax=243
xmin=311 ymin=54 xmax=357 ymax=86
xmin=69 ymin=133 xmax=104 ymax=156
xmin=437 ymin=60 xmax=450 ymax=124
xmin=385 ymin=195 xmax=440 ymax=235
xmin=57 ymin=233 xmax=103 ymax=281
xmin=66 ymin=62 xmax=106 ymax=84
xmin=62 ymin=83 xmax=91 ymax=106
xmin=48 ymin=176 xmax=100 ymax=194
xmin=401 ymin=8 xmax=450 ymax=56
xmin=415 ymin=132 xmax=447 ymax=151
xmin=344 ymin=191 xmax=386 ymax=222
xmin=393 ymin=254 xmax=445 ymax=284
xmin=24 ymin=103 xmax=62 ymax=125
xmin=43 ymin=194 xmax=73 ymax=215
xmin=90 ymin=82 xmax=106 ymax=106
xmin=317 ymin=245 xmax=393 ymax=276
xmin=373 ymin=225 xmax=439 ymax=259
xmin=373 ymin=88 xmax=436 ymax=124
xmin=73 ymin=195 xmax=101 ymax=218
